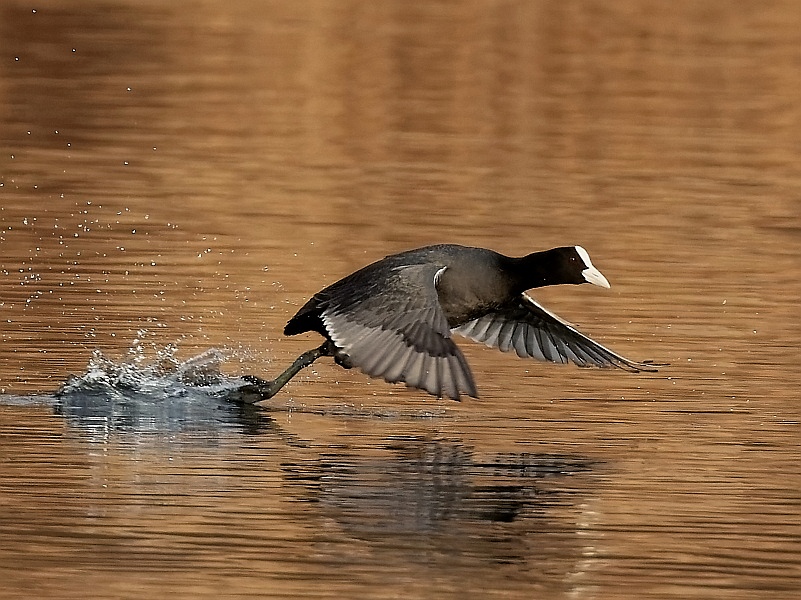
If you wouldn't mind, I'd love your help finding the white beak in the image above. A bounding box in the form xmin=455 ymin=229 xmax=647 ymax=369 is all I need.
xmin=575 ymin=245 xmax=611 ymax=288
xmin=582 ymin=265 xmax=611 ymax=289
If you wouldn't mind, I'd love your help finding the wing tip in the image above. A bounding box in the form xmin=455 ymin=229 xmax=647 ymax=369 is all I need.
xmin=632 ymin=359 xmax=668 ymax=372
xmin=612 ymin=358 xmax=667 ymax=373
xmin=436 ymin=385 xmax=479 ymax=402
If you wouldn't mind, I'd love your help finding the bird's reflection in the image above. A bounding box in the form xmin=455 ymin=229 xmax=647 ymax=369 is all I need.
xmin=282 ymin=436 xmax=594 ymax=565
xmin=36 ymin=349 xmax=596 ymax=569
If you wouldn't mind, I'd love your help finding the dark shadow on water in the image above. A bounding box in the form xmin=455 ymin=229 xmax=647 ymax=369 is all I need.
xmin=282 ymin=436 xmax=596 ymax=566
xmin=0 ymin=350 xmax=598 ymax=573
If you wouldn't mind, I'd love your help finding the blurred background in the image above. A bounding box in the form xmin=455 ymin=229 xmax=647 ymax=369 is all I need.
xmin=1 ymin=0 xmax=797 ymax=394
xmin=0 ymin=1 xmax=799 ymax=599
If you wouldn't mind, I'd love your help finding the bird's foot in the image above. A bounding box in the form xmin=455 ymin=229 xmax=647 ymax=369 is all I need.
xmin=225 ymin=342 xmax=333 ymax=404
xmin=225 ymin=374 xmax=281 ymax=405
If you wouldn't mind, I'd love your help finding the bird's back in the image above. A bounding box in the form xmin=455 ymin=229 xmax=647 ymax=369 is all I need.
xmin=283 ymin=245 xmax=452 ymax=336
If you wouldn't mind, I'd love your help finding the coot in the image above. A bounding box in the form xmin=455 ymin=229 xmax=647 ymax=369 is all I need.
xmin=237 ymin=244 xmax=659 ymax=402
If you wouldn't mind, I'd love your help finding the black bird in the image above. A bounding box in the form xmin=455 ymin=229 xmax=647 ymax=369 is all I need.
xmin=236 ymin=244 xmax=659 ymax=402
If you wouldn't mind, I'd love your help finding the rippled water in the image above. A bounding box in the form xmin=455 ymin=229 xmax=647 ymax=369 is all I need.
xmin=1 ymin=1 xmax=800 ymax=598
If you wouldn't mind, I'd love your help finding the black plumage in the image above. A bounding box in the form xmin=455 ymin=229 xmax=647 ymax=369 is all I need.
xmin=236 ymin=244 xmax=659 ymax=403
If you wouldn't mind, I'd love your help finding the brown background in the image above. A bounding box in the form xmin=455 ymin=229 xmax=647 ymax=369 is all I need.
xmin=0 ymin=1 xmax=799 ymax=598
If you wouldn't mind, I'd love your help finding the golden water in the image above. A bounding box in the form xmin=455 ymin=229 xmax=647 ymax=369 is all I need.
xmin=0 ymin=1 xmax=799 ymax=598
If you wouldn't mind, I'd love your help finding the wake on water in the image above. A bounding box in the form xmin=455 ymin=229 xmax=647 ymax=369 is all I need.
xmin=52 ymin=345 xmax=268 ymax=434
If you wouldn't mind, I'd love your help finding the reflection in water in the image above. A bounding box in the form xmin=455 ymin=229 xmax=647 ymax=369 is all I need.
xmin=48 ymin=350 xmax=594 ymax=562
xmin=1 ymin=378 xmax=598 ymax=598
xmin=1 ymin=0 xmax=800 ymax=598
xmin=284 ymin=438 xmax=593 ymax=566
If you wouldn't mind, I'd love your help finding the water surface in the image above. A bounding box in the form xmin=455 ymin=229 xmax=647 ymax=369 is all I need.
xmin=1 ymin=1 xmax=799 ymax=598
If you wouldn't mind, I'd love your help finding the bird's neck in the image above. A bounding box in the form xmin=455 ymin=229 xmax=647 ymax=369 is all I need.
xmin=504 ymin=249 xmax=566 ymax=291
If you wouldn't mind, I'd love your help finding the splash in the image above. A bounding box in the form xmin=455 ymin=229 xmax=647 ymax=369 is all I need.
xmin=56 ymin=346 xmax=233 ymax=400
xmin=53 ymin=345 xmax=265 ymax=435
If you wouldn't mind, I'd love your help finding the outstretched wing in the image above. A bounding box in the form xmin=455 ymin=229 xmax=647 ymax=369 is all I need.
xmin=453 ymin=293 xmax=658 ymax=372
xmin=316 ymin=264 xmax=477 ymax=400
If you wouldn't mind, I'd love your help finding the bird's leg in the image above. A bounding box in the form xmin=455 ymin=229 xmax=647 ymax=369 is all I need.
xmin=230 ymin=340 xmax=336 ymax=404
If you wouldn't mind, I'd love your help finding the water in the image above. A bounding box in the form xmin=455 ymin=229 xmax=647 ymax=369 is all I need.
xmin=1 ymin=1 xmax=800 ymax=598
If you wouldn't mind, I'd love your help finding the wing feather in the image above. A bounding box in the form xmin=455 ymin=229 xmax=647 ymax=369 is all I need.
xmin=454 ymin=293 xmax=659 ymax=372
xmin=318 ymin=264 xmax=477 ymax=399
